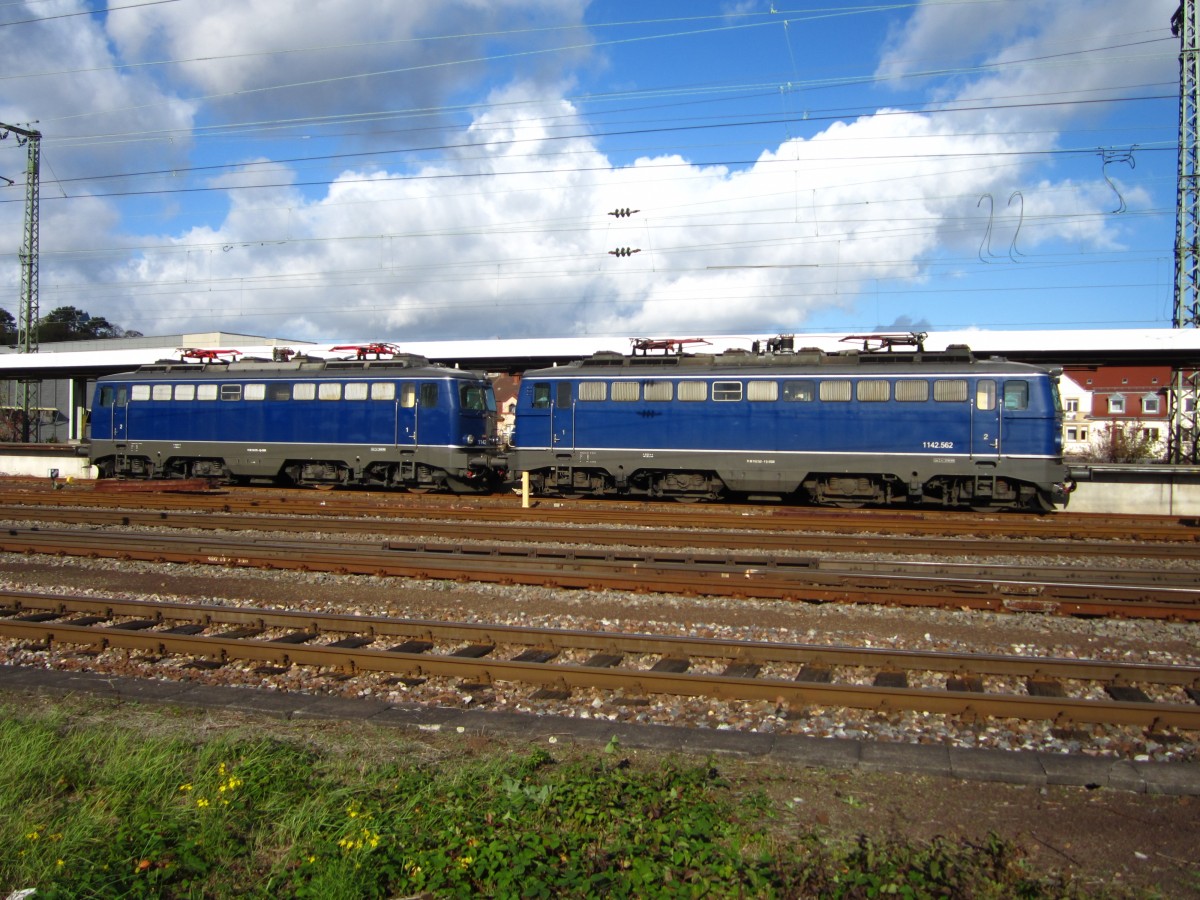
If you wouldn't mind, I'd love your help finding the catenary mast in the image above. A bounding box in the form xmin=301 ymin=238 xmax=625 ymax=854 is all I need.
xmin=1172 ymin=3 xmax=1200 ymax=463
xmin=1 ymin=122 xmax=41 ymax=442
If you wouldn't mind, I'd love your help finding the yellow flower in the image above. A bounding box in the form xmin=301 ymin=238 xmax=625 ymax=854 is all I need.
xmin=56 ymin=859 xmax=64 ymax=868
xmin=178 ymin=783 xmax=193 ymax=792
xmin=197 ymin=798 xmax=210 ymax=809
xmin=458 ymin=856 xmax=474 ymax=869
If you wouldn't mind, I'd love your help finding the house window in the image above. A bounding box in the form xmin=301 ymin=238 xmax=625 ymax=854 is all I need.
xmin=1064 ymin=399 xmax=1079 ymax=414
xmin=1142 ymin=395 xmax=1160 ymax=415
xmin=1108 ymin=395 xmax=1125 ymax=414
xmin=1143 ymin=428 xmax=1160 ymax=442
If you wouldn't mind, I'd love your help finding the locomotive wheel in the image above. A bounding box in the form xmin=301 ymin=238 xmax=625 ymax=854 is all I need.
xmin=672 ymin=495 xmax=705 ymax=504
xmin=312 ymin=484 xmax=336 ymax=492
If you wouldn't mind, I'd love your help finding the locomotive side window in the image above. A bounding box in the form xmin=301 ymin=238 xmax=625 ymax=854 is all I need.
xmin=400 ymin=384 xmax=417 ymax=408
xmin=782 ymin=380 xmax=814 ymax=402
xmin=643 ymin=380 xmax=673 ymax=401
xmin=1003 ymin=380 xmax=1029 ymax=410
xmin=975 ymin=380 xmax=996 ymax=410
xmin=678 ymin=381 xmax=707 ymax=401
xmin=318 ymin=383 xmax=342 ymax=401
xmin=267 ymin=384 xmax=290 ymax=401
xmin=531 ymin=383 xmax=551 ymax=408
xmin=244 ymin=384 xmax=266 ymax=401
xmin=197 ymin=384 xmax=218 ymax=401
xmin=818 ymin=381 xmax=851 ymax=402
xmin=459 ymin=384 xmax=489 ymax=409
xmin=579 ymin=381 xmax=607 ymax=402
xmin=152 ymin=384 xmax=172 ymax=401
xmin=175 ymin=384 xmax=196 ymax=401
xmin=713 ymin=381 xmax=742 ymax=402
xmin=934 ymin=379 xmax=967 ymax=402
xmin=131 ymin=385 xmax=151 ymax=401
xmin=895 ymin=380 xmax=929 ymax=402
xmin=344 ymin=382 xmax=368 ymax=401
xmin=611 ymin=382 xmax=639 ymax=402
xmin=420 ymin=383 xmax=440 ymax=407
xmin=293 ymin=383 xmax=316 ymax=401
xmin=371 ymin=383 xmax=395 ymax=401
xmin=857 ymin=380 xmax=890 ymax=402
xmin=556 ymin=382 xmax=572 ymax=407
xmin=747 ymin=381 xmax=778 ymax=401
xmin=220 ymin=384 xmax=242 ymax=402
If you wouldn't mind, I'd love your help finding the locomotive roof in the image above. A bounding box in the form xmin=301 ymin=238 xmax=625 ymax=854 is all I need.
xmin=526 ymin=344 xmax=1056 ymax=377
xmin=97 ymin=354 xmax=489 ymax=381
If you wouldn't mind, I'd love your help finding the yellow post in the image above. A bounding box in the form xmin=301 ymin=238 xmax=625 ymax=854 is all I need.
xmin=521 ymin=471 xmax=530 ymax=508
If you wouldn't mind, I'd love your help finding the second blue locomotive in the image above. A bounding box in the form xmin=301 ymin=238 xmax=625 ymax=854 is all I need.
xmin=510 ymin=335 xmax=1071 ymax=510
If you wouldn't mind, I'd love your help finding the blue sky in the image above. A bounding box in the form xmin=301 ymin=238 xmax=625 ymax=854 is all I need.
xmin=0 ymin=0 xmax=1183 ymax=342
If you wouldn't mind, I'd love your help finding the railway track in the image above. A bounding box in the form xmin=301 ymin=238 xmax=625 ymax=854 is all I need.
xmin=2 ymin=484 xmax=1198 ymax=542
xmin=1 ymin=590 xmax=1197 ymax=730
xmin=2 ymin=504 xmax=1199 ymax=562
xmin=0 ymin=525 xmax=1196 ymax=619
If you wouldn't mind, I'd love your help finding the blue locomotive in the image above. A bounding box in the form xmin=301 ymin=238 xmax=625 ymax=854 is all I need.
xmin=510 ymin=334 xmax=1072 ymax=510
xmin=88 ymin=347 xmax=504 ymax=492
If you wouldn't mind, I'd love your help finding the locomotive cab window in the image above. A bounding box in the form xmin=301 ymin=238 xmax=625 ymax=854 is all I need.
xmin=1003 ymin=381 xmax=1029 ymax=410
xmin=557 ymin=382 xmax=572 ymax=408
xmin=712 ymin=381 xmax=742 ymax=402
xmin=400 ymin=384 xmax=417 ymax=408
xmin=420 ymin=383 xmax=439 ymax=407
xmin=782 ymin=380 xmax=814 ymax=402
xmin=531 ymin=383 xmax=551 ymax=408
xmin=98 ymin=386 xmax=126 ymax=407
xmin=220 ymin=384 xmax=242 ymax=402
xmin=975 ymin=380 xmax=996 ymax=410
xmin=459 ymin=384 xmax=490 ymax=410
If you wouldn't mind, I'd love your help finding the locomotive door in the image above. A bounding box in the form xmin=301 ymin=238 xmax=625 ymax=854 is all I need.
xmin=98 ymin=384 xmax=129 ymax=441
xmin=551 ymin=381 xmax=574 ymax=451
xmin=396 ymin=382 xmax=419 ymax=447
xmin=971 ymin=379 xmax=1001 ymax=457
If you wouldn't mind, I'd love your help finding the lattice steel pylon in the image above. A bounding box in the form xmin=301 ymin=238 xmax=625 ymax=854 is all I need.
xmin=1172 ymin=2 xmax=1200 ymax=463
xmin=1 ymin=122 xmax=41 ymax=442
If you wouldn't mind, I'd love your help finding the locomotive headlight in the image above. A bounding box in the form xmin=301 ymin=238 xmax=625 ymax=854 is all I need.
xmin=463 ymin=434 xmax=476 ymax=445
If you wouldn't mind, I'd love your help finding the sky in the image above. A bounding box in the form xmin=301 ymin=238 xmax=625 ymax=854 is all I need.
xmin=0 ymin=0 xmax=1185 ymax=344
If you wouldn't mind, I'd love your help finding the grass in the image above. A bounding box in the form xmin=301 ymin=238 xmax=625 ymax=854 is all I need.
xmin=0 ymin=699 xmax=1126 ymax=898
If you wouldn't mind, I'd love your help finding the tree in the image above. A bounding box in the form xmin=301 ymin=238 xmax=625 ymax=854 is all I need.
xmin=1093 ymin=420 xmax=1160 ymax=463
xmin=0 ymin=308 xmax=13 ymax=344
xmin=37 ymin=306 xmax=141 ymax=342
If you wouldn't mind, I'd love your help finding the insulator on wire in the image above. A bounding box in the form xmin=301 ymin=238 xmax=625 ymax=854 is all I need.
xmin=608 ymin=207 xmax=640 ymax=218
xmin=608 ymin=247 xmax=641 ymax=257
